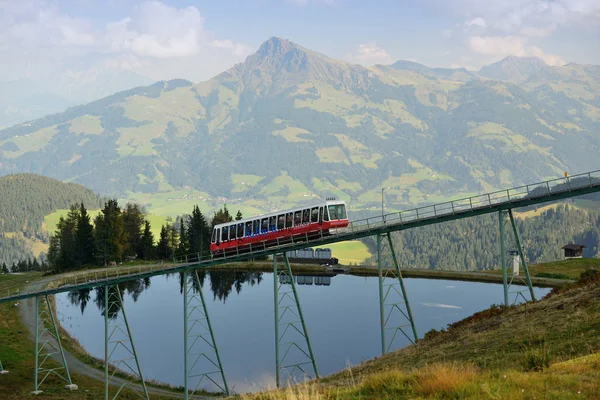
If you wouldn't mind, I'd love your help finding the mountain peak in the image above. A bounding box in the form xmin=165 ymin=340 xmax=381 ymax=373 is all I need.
xmin=478 ymin=55 xmax=548 ymax=83
xmin=257 ymin=37 xmax=299 ymax=58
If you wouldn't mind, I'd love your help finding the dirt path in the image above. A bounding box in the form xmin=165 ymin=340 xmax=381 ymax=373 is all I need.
xmin=19 ymin=275 xmax=213 ymax=399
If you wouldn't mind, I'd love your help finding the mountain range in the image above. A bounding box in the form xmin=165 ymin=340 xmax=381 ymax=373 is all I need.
xmin=0 ymin=37 xmax=599 ymax=218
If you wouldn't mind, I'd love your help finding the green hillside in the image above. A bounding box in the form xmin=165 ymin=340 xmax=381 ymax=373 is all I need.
xmin=0 ymin=174 xmax=106 ymax=264
xmin=0 ymin=38 xmax=599 ymax=220
xmin=366 ymin=202 xmax=600 ymax=272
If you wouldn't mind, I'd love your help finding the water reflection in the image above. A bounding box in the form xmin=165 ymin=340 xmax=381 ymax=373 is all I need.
xmin=58 ymin=271 xmax=552 ymax=393
xmin=67 ymin=271 xmax=266 ymax=315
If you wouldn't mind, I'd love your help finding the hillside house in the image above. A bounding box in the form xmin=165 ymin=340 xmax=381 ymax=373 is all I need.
xmin=562 ymin=244 xmax=586 ymax=259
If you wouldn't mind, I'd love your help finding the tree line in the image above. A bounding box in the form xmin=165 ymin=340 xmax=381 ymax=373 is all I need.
xmin=364 ymin=203 xmax=600 ymax=271
xmin=2 ymin=258 xmax=49 ymax=274
xmin=47 ymin=200 xmax=241 ymax=273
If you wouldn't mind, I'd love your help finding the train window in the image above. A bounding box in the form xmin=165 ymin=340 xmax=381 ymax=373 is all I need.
xmin=222 ymin=226 xmax=229 ymax=241
xmin=294 ymin=211 xmax=301 ymax=225
xmin=216 ymin=228 xmax=220 ymax=243
xmin=261 ymin=218 xmax=268 ymax=233
xmin=253 ymin=220 xmax=260 ymax=235
xmin=328 ymin=204 xmax=347 ymax=220
xmin=269 ymin=216 xmax=276 ymax=231
xmin=237 ymin=223 xmax=244 ymax=238
xmin=302 ymin=209 xmax=310 ymax=223
xmin=245 ymin=221 xmax=253 ymax=236
xmin=277 ymin=215 xmax=285 ymax=230
xmin=323 ymin=207 xmax=330 ymax=221
xmin=286 ymin=213 xmax=293 ymax=228
xmin=311 ymin=207 xmax=318 ymax=223
xmin=211 ymin=228 xmax=216 ymax=243
xmin=230 ymin=224 xmax=237 ymax=240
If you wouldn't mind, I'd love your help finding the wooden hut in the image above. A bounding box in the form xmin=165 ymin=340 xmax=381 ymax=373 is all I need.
xmin=562 ymin=244 xmax=586 ymax=259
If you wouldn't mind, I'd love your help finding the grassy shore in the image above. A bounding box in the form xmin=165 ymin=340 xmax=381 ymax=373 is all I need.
xmin=242 ymin=268 xmax=600 ymax=399
xmin=0 ymin=272 xmax=199 ymax=399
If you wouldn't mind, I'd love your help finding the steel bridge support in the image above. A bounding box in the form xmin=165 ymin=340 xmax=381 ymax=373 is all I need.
xmin=273 ymin=253 xmax=319 ymax=388
xmin=33 ymin=295 xmax=76 ymax=394
xmin=498 ymin=210 xmax=536 ymax=306
xmin=103 ymin=285 xmax=149 ymax=400
xmin=377 ymin=233 xmax=418 ymax=355
xmin=183 ymin=270 xmax=229 ymax=398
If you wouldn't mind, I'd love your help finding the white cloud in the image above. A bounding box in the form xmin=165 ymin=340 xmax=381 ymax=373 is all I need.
xmin=441 ymin=29 xmax=453 ymax=38
xmin=468 ymin=35 xmax=566 ymax=66
xmin=210 ymin=40 xmax=253 ymax=58
xmin=348 ymin=42 xmax=393 ymax=66
xmin=465 ymin=17 xmax=487 ymax=28
xmin=0 ymin=0 xmax=252 ymax=84
xmin=468 ymin=35 xmax=526 ymax=55
xmin=519 ymin=24 xmax=556 ymax=37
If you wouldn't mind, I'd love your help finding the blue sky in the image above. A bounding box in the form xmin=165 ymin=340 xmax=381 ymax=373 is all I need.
xmin=1 ymin=0 xmax=599 ymax=85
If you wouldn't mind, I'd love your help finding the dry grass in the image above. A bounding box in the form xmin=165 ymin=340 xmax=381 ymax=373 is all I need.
xmin=241 ymin=275 xmax=600 ymax=400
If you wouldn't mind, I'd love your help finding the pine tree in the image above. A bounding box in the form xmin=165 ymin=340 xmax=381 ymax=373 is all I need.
xmin=188 ymin=205 xmax=211 ymax=256
xmin=157 ymin=225 xmax=170 ymax=260
xmin=139 ymin=221 xmax=155 ymax=260
xmin=75 ymin=203 xmax=95 ymax=267
xmin=211 ymin=204 xmax=233 ymax=229
xmin=178 ymin=217 xmax=189 ymax=256
xmin=94 ymin=199 xmax=127 ymax=265
xmin=235 ymin=210 xmax=243 ymax=220
xmin=1 ymin=262 xmax=8 ymax=274
xmin=122 ymin=203 xmax=145 ymax=258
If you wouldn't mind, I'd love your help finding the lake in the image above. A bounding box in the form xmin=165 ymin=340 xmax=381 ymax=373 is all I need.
xmin=55 ymin=270 xmax=551 ymax=393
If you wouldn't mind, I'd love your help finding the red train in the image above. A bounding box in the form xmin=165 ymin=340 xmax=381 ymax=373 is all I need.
xmin=210 ymin=199 xmax=349 ymax=255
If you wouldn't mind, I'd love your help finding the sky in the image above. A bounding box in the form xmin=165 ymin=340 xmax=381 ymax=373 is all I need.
xmin=1 ymin=0 xmax=599 ymax=86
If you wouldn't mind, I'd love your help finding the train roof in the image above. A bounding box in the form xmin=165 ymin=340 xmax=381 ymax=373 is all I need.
xmin=212 ymin=199 xmax=347 ymax=230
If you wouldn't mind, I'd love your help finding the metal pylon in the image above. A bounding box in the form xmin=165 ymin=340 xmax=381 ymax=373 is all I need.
xmin=183 ymin=270 xmax=229 ymax=398
xmin=377 ymin=233 xmax=418 ymax=355
xmin=273 ymin=253 xmax=319 ymax=388
xmin=103 ymin=285 xmax=149 ymax=400
xmin=33 ymin=295 xmax=76 ymax=394
xmin=499 ymin=210 xmax=536 ymax=306
xmin=0 ymin=359 xmax=7 ymax=374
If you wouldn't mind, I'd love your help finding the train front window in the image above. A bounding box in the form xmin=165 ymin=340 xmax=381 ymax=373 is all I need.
xmin=211 ymin=229 xmax=216 ymax=243
xmin=328 ymin=204 xmax=347 ymax=220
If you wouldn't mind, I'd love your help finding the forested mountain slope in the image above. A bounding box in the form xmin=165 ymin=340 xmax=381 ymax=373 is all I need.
xmin=366 ymin=203 xmax=600 ymax=271
xmin=0 ymin=173 xmax=104 ymax=265
xmin=0 ymin=37 xmax=598 ymax=218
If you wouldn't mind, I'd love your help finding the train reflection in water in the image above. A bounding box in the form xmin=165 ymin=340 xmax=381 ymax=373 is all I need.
xmin=278 ymin=274 xmax=332 ymax=286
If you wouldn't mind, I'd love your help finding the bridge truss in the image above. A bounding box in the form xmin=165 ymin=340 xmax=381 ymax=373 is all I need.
xmin=1 ymin=169 xmax=599 ymax=396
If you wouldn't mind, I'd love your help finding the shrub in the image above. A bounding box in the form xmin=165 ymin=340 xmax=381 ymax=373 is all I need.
xmin=578 ymin=268 xmax=600 ymax=285
xmin=521 ymin=343 xmax=552 ymax=372
xmin=535 ymin=272 xmax=570 ymax=280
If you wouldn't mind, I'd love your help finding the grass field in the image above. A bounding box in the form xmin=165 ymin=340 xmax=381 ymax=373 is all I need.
xmin=487 ymin=258 xmax=600 ymax=280
xmin=323 ymin=241 xmax=371 ymax=265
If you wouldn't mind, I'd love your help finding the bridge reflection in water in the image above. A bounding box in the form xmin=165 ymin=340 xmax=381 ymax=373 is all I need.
xmin=279 ymin=274 xmax=332 ymax=286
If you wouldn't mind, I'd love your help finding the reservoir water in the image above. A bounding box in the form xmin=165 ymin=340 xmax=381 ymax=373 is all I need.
xmin=55 ymin=270 xmax=551 ymax=393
